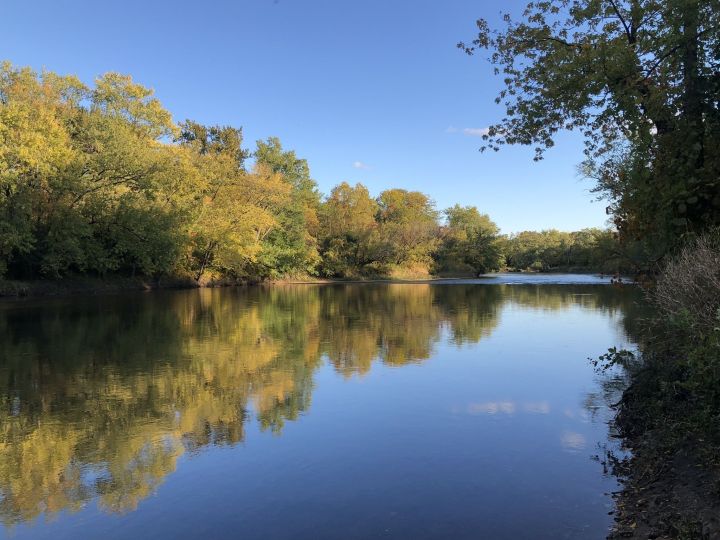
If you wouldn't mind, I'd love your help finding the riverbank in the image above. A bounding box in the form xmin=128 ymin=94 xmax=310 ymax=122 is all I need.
xmin=609 ymin=438 xmax=720 ymax=539
xmin=609 ymin=363 xmax=720 ymax=539
xmin=607 ymin=233 xmax=720 ymax=539
xmin=606 ymin=359 xmax=720 ymax=538
xmin=274 ymin=275 xmax=477 ymax=285
xmin=608 ymin=365 xmax=720 ymax=539
xmin=0 ymin=275 xmax=473 ymax=298
xmin=0 ymin=271 xmax=625 ymax=299
xmin=0 ymin=276 xmax=233 ymax=298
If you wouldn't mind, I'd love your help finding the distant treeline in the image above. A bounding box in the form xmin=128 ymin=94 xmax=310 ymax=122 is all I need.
xmin=0 ymin=63 xmax=625 ymax=283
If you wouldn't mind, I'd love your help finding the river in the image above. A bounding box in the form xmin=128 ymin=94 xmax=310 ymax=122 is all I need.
xmin=0 ymin=275 xmax=641 ymax=539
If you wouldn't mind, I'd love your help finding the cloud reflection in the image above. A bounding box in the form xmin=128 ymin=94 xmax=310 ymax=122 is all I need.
xmin=463 ymin=400 xmax=551 ymax=416
xmin=561 ymin=431 xmax=587 ymax=451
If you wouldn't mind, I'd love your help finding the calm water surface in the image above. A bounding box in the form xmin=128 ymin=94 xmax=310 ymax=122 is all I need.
xmin=0 ymin=276 xmax=641 ymax=539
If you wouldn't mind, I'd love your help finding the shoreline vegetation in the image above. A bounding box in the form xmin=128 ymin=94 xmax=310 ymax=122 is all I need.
xmin=0 ymin=269 xmax=622 ymax=299
xmin=0 ymin=62 xmax=632 ymax=295
xmin=606 ymin=232 xmax=720 ymax=539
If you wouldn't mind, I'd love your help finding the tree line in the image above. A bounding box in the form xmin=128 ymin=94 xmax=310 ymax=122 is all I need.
xmin=0 ymin=62 xmax=625 ymax=285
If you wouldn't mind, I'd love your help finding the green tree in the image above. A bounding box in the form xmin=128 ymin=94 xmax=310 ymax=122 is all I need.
xmin=437 ymin=205 xmax=503 ymax=274
xmin=254 ymin=137 xmax=320 ymax=277
xmin=460 ymin=0 xmax=720 ymax=259
xmin=502 ymin=228 xmax=626 ymax=272
xmin=318 ymin=182 xmax=378 ymax=277
xmin=0 ymin=64 xmax=185 ymax=278
xmin=374 ymin=189 xmax=440 ymax=271
xmin=178 ymin=124 xmax=290 ymax=280
xmin=0 ymin=64 xmax=81 ymax=276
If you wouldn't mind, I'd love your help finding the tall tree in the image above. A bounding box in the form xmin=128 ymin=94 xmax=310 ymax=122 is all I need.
xmin=374 ymin=189 xmax=440 ymax=268
xmin=437 ymin=205 xmax=502 ymax=274
xmin=0 ymin=64 xmax=185 ymax=278
xmin=460 ymin=0 xmax=720 ymax=258
xmin=318 ymin=182 xmax=378 ymax=277
xmin=254 ymin=137 xmax=320 ymax=276
xmin=178 ymin=125 xmax=289 ymax=280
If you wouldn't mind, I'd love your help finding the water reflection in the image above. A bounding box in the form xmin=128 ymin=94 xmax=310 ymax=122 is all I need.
xmin=0 ymin=283 xmax=639 ymax=529
xmin=561 ymin=431 xmax=588 ymax=452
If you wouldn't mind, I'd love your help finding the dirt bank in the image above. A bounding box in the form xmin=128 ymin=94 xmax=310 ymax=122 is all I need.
xmin=609 ymin=443 xmax=720 ymax=539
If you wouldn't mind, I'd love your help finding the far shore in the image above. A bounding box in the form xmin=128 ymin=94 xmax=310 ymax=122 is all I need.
xmin=0 ymin=270 xmax=631 ymax=300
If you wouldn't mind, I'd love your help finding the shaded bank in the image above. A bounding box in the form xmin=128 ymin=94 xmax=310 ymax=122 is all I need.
xmin=606 ymin=233 xmax=720 ymax=538
xmin=0 ymin=276 xmax=198 ymax=298
xmin=608 ymin=417 xmax=720 ymax=539
xmin=0 ymin=272 xmax=624 ymax=299
xmin=0 ymin=275 xmax=270 ymax=299
xmin=607 ymin=357 xmax=720 ymax=539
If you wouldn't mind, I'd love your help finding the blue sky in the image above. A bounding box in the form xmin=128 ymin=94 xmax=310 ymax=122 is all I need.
xmin=1 ymin=0 xmax=609 ymax=233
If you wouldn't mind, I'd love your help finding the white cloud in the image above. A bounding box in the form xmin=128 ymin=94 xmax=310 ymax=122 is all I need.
xmin=352 ymin=161 xmax=369 ymax=169
xmin=445 ymin=126 xmax=458 ymax=133
xmin=462 ymin=127 xmax=490 ymax=137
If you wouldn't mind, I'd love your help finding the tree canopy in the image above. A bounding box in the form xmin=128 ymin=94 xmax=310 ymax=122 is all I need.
xmin=460 ymin=0 xmax=720 ymax=260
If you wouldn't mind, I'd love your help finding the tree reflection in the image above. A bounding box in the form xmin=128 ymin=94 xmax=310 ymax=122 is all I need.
xmin=0 ymin=284 xmax=636 ymax=525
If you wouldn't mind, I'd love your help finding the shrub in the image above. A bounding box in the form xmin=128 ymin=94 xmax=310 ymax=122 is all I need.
xmin=654 ymin=229 xmax=720 ymax=335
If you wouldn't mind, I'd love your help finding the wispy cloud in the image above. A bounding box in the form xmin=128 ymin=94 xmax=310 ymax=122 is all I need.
xmin=462 ymin=127 xmax=490 ymax=137
xmin=445 ymin=126 xmax=490 ymax=137
xmin=352 ymin=161 xmax=370 ymax=169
